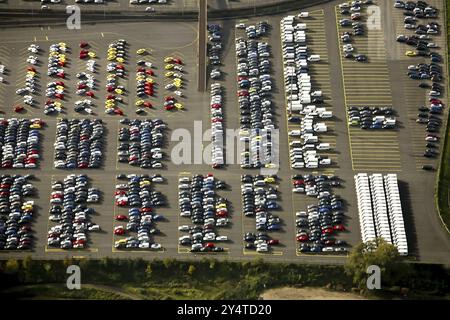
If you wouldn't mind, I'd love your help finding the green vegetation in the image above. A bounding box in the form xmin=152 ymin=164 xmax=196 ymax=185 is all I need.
xmin=345 ymin=239 xmax=413 ymax=292
xmin=1 ymin=251 xmax=450 ymax=300
xmin=436 ymin=0 xmax=450 ymax=232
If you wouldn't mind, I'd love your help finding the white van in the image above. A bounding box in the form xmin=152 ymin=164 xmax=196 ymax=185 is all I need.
xmin=316 ymin=143 xmax=330 ymax=150
xmin=298 ymin=12 xmax=309 ymax=18
xmin=308 ymin=55 xmax=320 ymax=62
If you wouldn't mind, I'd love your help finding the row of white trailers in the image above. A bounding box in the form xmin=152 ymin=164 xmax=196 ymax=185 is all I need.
xmin=354 ymin=173 xmax=408 ymax=256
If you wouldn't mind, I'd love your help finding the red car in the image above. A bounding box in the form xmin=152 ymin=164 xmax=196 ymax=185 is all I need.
xmin=204 ymin=242 xmax=215 ymax=248
xmin=80 ymin=41 xmax=88 ymax=48
xmin=322 ymin=228 xmax=334 ymax=234
xmin=267 ymin=239 xmax=279 ymax=245
xmin=137 ymin=67 xmax=145 ymax=72
xmin=173 ymin=58 xmax=182 ymax=65
xmin=86 ymin=91 xmax=95 ymax=97
xmin=143 ymin=102 xmax=153 ymax=108
xmin=146 ymin=69 xmax=154 ymax=76
xmin=140 ymin=207 xmax=153 ymax=213
xmin=114 ymin=228 xmax=125 ymax=235
xmin=296 ymin=235 xmax=309 ymax=242
xmin=55 ymin=93 xmax=64 ymax=99
xmin=216 ymin=212 xmax=228 ymax=218
xmin=78 ymin=83 xmax=87 ymax=89
xmin=27 ymin=67 xmax=36 ymax=72
xmin=211 ymin=103 xmax=221 ymax=109
xmin=113 ymin=109 xmax=124 ymax=115
xmin=115 ymin=215 xmax=128 ymax=221
xmin=116 ymin=199 xmax=127 ymax=206
xmin=14 ymin=105 xmax=24 ymax=113
xmin=165 ymin=105 xmax=174 ymax=110
xmin=165 ymin=96 xmax=175 ymax=101
xmin=333 ymin=224 xmax=345 ymax=231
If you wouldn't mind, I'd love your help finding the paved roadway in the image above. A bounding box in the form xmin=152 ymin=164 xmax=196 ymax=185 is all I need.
xmin=0 ymin=0 xmax=304 ymax=12
xmin=0 ymin=0 xmax=449 ymax=264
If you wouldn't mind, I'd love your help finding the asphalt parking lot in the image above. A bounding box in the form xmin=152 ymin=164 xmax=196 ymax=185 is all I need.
xmin=1 ymin=0 xmax=450 ymax=264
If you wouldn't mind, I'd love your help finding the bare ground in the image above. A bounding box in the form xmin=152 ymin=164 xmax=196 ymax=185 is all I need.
xmin=260 ymin=287 xmax=369 ymax=300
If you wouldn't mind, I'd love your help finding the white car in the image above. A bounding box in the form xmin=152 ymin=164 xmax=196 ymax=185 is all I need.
xmin=178 ymin=225 xmax=190 ymax=232
xmin=215 ymin=236 xmax=228 ymax=242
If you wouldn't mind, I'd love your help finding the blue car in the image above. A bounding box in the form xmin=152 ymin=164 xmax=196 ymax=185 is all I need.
xmin=267 ymin=223 xmax=281 ymax=231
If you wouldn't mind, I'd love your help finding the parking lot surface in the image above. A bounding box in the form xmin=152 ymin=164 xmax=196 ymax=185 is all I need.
xmin=1 ymin=0 xmax=450 ymax=264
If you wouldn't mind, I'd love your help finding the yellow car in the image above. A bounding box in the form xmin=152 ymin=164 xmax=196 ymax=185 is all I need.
xmin=135 ymin=100 xmax=144 ymax=106
xmin=107 ymin=74 xmax=116 ymax=80
xmin=58 ymin=42 xmax=66 ymax=47
xmin=264 ymin=177 xmax=276 ymax=184
xmin=165 ymin=71 xmax=174 ymax=77
xmin=165 ymin=64 xmax=174 ymax=70
xmin=405 ymin=51 xmax=417 ymax=57
xmin=174 ymin=103 xmax=184 ymax=110
xmin=140 ymin=180 xmax=151 ymax=187
xmin=30 ymin=123 xmax=41 ymax=129
xmin=116 ymin=57 xmax=125 ymax=63
xmin=265 ymin=163 xmax=277 ymax=169
xmin=88 ymin=51 xmax=96 ymax=58
xmin=173 ymin=82 xmax=182 ymax=88
xmin=56 ymin=85 xmax=64 ymax=91
xmin=115 ymin=88 xmax=124 ymax=95
xmin=146 ymin=78 xmax=154 ymax=83
xmin=164 ymin=56 xmax=174 ymax=63
xmin=216 ymin=203 xmax=227 ymax=209
xmin=107 ymin=55 xmax=116 ymax=61
xmin=116 ymin=239 xmax=127 ymax=245
xmin=136 ymin=75 xmax=145 ymax=81
xmin=54 ymin=101 xmax=62 ymax=107
xmin=136 ymin=48 xmax=146 ymax=55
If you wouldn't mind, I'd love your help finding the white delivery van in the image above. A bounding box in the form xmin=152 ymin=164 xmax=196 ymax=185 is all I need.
xmin=304 ymin=135 xmax=318 ymax=143
xmin=290 ymin=104 xmax=303 ymax=112
xmin=300 ymin=96 xmax=311 ymax=104
xmin=311 ymin=90 xmax=322 ymax=97
xmin=296 ymin=23 xmax=307 ymax=30
xmin=316 ymin=143 xmax=330 ymax=150
xmin=319 ymin=158 xmax=331 ymax=166
xmin=319 ymin=111 xmax=333 ymax=118
xmin=308 ymin=55 xmax=321 ymax=62
xmin=298 ymin=12 xmax=309 ymax=18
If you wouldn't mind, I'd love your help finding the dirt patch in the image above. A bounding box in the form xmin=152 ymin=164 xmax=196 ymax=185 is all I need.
xmin=261 ymin=287 xmax=369 ymax=300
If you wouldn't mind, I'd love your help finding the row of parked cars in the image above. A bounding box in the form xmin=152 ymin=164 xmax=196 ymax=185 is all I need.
xmin=292 ymin=174 xmax=347 ymax=254
xmin=210 ymin=83 xmax=224 ymax=169
xmin=105 ymin=39 xmax=127 ymax=115
xmin=54 ymin=118 xmax=104 ymax=169
xmin=178 ymin=174 xmax=228 ymax=253
xmin=114 ymin=174 xmax=165 ymax=250
xmin=208 ymin=24 xmax=222 ymax=79
xmin=47 ymin=174 xmax=101 ymax=250
xmin=0 ymin=118 xmax=43 ymax=169
xmin=117 ymin=118 xmax=165 ymax=169
xmin=281 ymin=14 xmax=334 ymax=170
xmin=394 ymin=0 xmax=438 ymax=18
xmin=15 ymin=44 xmax=40 ymax=112
xmin=354 ymin=173 xmax=408 ymax=256
xmin=348 ymin=106 xmax=397 ymax=129
xmin=135 ymin=58 xmax=155 ymax=114
xmin=394 ymin=0 xmax=443 ymax=165
xmin=235 ymin=23 xmax=276 ymax=169
xmin=338 ymin=1 xmax=368 ymax=62
xmin=0 ymin=175 xmax=35 ymax=250
xmin=241 ymin=175 xmax=282 ymax=245
xmin=164 ymin=56 xmax=184 ymax=101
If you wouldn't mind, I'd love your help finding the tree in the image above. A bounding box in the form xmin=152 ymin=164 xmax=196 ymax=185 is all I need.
xmin=188 ymin=265 xmax=196 ymax=276
xmin=145 ymin=263 xmax=153 ymax=279
xmin=4 ymin=259 xmax=19 ymax=274
xmin=345 ymin=238 xmax=410 ymax=291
